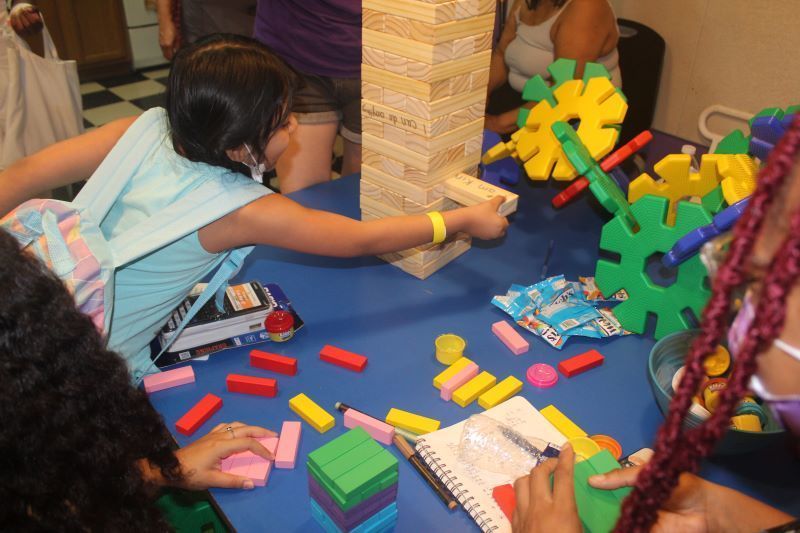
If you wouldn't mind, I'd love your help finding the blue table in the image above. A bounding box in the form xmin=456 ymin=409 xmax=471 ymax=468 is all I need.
xmin=149 ymin=137 xmax=800 ymax=531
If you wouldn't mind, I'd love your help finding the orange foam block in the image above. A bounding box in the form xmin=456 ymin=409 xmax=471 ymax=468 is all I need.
xmin=175 ymin=393 xmax=222 ymax=436
xmin=344 ymin=408 xmax=395 ymax=445
xmin=558 ymin=350 xmax=605 ymax=378
xmin=491 ymin=321 xmax=529 ymax=355
xmin=143 ymin=365 xmax=195 ymax=393
xmin=221 ymin=436 xmax=279 ymax=486
xmin=275 ymin=421 xmax=302 ymax=469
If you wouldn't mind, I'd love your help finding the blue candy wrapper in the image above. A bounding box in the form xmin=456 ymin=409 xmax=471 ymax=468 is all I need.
xmin=492 ymin=275 xmax=629 ymax=349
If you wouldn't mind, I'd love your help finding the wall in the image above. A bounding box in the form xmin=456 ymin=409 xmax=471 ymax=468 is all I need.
xmin=611 ymin=0 xmax=800 ymax=144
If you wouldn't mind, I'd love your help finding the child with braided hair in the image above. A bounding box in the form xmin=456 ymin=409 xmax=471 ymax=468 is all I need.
xmin=512 ymin=115 xmax=800 ymax=533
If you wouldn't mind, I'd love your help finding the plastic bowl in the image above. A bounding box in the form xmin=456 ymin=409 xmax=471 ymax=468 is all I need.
xmin=648 ymin=330 xmax=785 ymax=455
xmin=435 ymin=334 xmax=466 ymax=364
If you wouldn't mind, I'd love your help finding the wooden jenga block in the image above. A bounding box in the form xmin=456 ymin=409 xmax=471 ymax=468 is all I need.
xmin=362 ymin=164 xmax=445 ymax=205
xmin=362 ymin=8 xmax=385 ymax=31
xmin=361 ymin=99 xmax=455 ymax=137
xmin=383 ymin=12 xmax=494 ymax=44
xmin=361 ymin=82 xmax=383 ymax=102
xmin=444 ymin=173 xmax=519 ymax=215
xmin=363 ymin=0 xmax=456 ymax=24
xmin=362 ymin=117 xmax=385 ymax=138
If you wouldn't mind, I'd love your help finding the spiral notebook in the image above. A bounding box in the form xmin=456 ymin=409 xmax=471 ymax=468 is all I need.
xmin=415 ymin=397 xmax=567 ymax=532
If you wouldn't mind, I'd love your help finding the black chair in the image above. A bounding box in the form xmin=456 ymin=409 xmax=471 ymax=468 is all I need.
xmin=616 ymin=18 xmax=666 ymax=146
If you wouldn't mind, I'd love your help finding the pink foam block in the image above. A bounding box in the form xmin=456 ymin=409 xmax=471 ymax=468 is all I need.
xmin=221 ymin=436 xmax=279 ymax=487
xmin=492 ymin=321 xmax=529 ymax=355
xmin=343 ymin=409 xmax=395 ymax=445
xmin=274 ymin=421 xmax=302 ymax=469
xmin=440 ymin=362 xmax=480 ymax=401
xmin=142 ymin=366 xmax=195 ymax=393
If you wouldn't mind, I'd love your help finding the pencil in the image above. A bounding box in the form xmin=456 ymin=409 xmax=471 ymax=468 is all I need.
xmin=392 ymin=434 xmax=458 ymax=510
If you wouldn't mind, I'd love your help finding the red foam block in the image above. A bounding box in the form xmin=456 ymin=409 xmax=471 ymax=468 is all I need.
xmin=175 ymin=393 xmax=223 ymax=436
xmin=492 ymin=484 xmax=517 ymax=521
xmin=557 ymin=349 xmax=605 ymax=378
xmin=226 ymin=374 xmax=278 ymax=397
xmin=250 ymin=349 xmax=297 ymax=376
xmin=319 ymin=344 xmax=367 ymax=372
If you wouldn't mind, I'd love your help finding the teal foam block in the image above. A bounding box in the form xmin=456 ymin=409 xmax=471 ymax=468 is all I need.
xmin=310 ymin=499 xmax=398 ymax=533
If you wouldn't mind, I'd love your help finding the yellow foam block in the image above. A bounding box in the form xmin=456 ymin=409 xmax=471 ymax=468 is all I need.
xmin=731 ymin=414 xmax=762 ymax=432
xmin=289 ymin=393 xmax=335 ymax=434
xmin=452 ymin=371 xmax=496 ymax=407
xmin=433 ymin=357 xmax=473 ymax=389
xmin=540 ymin=405 xmax=587 ymax=439
xmin=386 ymin=408 xmax=440 ymax=435
xmin=478 ymin=376 xmax=523 ymax=409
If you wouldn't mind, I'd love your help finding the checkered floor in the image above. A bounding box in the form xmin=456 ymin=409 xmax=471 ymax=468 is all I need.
xmin=79 ymin=66 xmax=343 ymax=185
xmin=81 ymin=66 xmax=170 ymax=129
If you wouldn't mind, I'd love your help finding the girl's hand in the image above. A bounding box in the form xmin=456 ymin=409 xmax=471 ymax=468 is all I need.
xmin=173 ymin=422 xmax=277 ymax=490
xmin=512 ymin=444 xmax=582 ymax=533
xmin=9 ymin=3 xmax=42 ymax=37
xmin=459 ymin=196 xmax=510 ymax=240
xmin=589 ymin=466 xmax=710 ymax=532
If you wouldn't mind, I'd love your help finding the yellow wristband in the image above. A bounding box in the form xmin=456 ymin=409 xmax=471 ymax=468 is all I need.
xmin=426 ymin=211 xmax=447 ymax=244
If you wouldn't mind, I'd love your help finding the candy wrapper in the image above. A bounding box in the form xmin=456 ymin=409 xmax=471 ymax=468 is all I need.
xmin=491 ymin=275 xmax=630 ymax=349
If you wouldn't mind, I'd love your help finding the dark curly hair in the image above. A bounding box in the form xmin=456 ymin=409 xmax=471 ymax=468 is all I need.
xmin=0 ymin=229 xmax=183 ymax=531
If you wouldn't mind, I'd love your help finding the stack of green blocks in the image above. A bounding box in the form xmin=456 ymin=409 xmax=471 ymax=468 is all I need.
xmin=307 ymin=427 xmax=399 ymax=532
xmin=569 ymin=450 xmax=632 ymax=533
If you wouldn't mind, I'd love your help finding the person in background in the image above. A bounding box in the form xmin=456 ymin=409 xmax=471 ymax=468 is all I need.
xmin=0 ymin=227 xmax=277 ymax=530
xmin=6 ymin=1 xmax=41 ymax=37
xmin=0 ymin=35 xmax=508 ymax=381
xmin=156 ymin=0 xmax=255 ymax=60
xmin=253 ymin=1 xmax=361 ymax=194
xmin=486 ymin=0 xmax=621 ymax=134
xmin=512 ymin=118 xmax=800 ymax=532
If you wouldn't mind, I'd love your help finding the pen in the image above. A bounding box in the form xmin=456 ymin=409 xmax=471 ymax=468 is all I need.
xmin=392 ymin=434 xmax=458 ymax=511
xmin=335 ymin=401 xmax=420 ymax=443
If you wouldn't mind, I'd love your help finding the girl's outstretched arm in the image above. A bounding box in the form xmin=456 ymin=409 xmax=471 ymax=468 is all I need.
xmin=0 ymin=116 xmax=136 ymax=216
xmin=200 ymin=193 xmax=509 ymax=257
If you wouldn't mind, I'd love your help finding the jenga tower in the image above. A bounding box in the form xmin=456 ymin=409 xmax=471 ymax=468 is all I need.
xmin=360 ymin=0 xmax=503 ymax=279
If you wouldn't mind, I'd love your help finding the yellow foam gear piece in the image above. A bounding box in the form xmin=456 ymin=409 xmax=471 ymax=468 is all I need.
xmin=717 ymin=154 xmax=757 ymax=204
xmin=385 ymin=408 xmax=441 ymax=435
xmin=432 ymin=357 xmax=473 ymax=389
xmin=628 ymin=154 xmax=722 ymax=226
xmin=478 ymin=376 xmax=523 ymax=409
xmin=517 ymin=78 xmax=627 ymax=181
xmin=540 ymin=405 xmax=587 ymax=440
xmin=289 ymin=393 xmax=335 ymax=433
xmin=481 ymin=141 xmax=514 ymax=165
xmin=452 ymin=371 xmax=496 ymax=407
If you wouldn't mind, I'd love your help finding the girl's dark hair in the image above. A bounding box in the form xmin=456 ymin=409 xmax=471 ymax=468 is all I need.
xmin=525 ymin=0 xmax=568 ymax=10
xmin=0 ymin=229 xmax=182 ymax=531
xmin=166 ymin=33 xmax=297 ymax=175
xmin=616 ymin=115 xmax=800 ymax=531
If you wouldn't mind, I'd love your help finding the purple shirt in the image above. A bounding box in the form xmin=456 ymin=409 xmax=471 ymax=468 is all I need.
xmin=254 ymin=0 xmax=361 ymax=79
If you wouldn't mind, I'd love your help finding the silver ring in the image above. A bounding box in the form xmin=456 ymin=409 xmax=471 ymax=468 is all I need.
xmin=225 ymin=426 xmax=234 ymax=438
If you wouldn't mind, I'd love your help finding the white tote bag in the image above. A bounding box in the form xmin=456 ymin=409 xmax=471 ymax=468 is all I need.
xmin=0 ymin=18 xmax=83 ymax=169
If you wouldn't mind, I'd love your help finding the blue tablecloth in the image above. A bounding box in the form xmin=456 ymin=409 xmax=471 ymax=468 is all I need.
xmin=148 ymin=135 xmax=800 ymax=531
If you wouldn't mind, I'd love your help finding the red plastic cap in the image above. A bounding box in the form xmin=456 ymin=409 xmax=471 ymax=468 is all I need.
xmin=265 ymin=310 xmax=294 ymax=333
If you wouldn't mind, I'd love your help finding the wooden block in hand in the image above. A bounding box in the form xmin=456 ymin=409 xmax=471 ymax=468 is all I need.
xmin=444 ymin=173 xmax=518 ymax=215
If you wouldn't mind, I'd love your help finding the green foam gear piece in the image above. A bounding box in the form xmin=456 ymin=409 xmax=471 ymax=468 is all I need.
xmin=522 ymin=74 xmax=556 ymax=107
xmin=595 ymin=196 xmax=713 ymax=339
xmin=552 ymin=121 xmax=638 ymax=230
xmin=701 ymin=185 xmax=726 ymax=214
xmin=571 ymin=450 xmax=632 ymax=533
xmin=714 ymin=130 xmax=750 ymax=155
xmin=516 ymin=107 xmax=531 ymax=129
xmin=749 ymin=106 xmax=783 ymax=125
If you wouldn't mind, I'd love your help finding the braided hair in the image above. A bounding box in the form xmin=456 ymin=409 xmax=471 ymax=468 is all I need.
xmin=615 ymin=115 xmax=800 ymax=531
